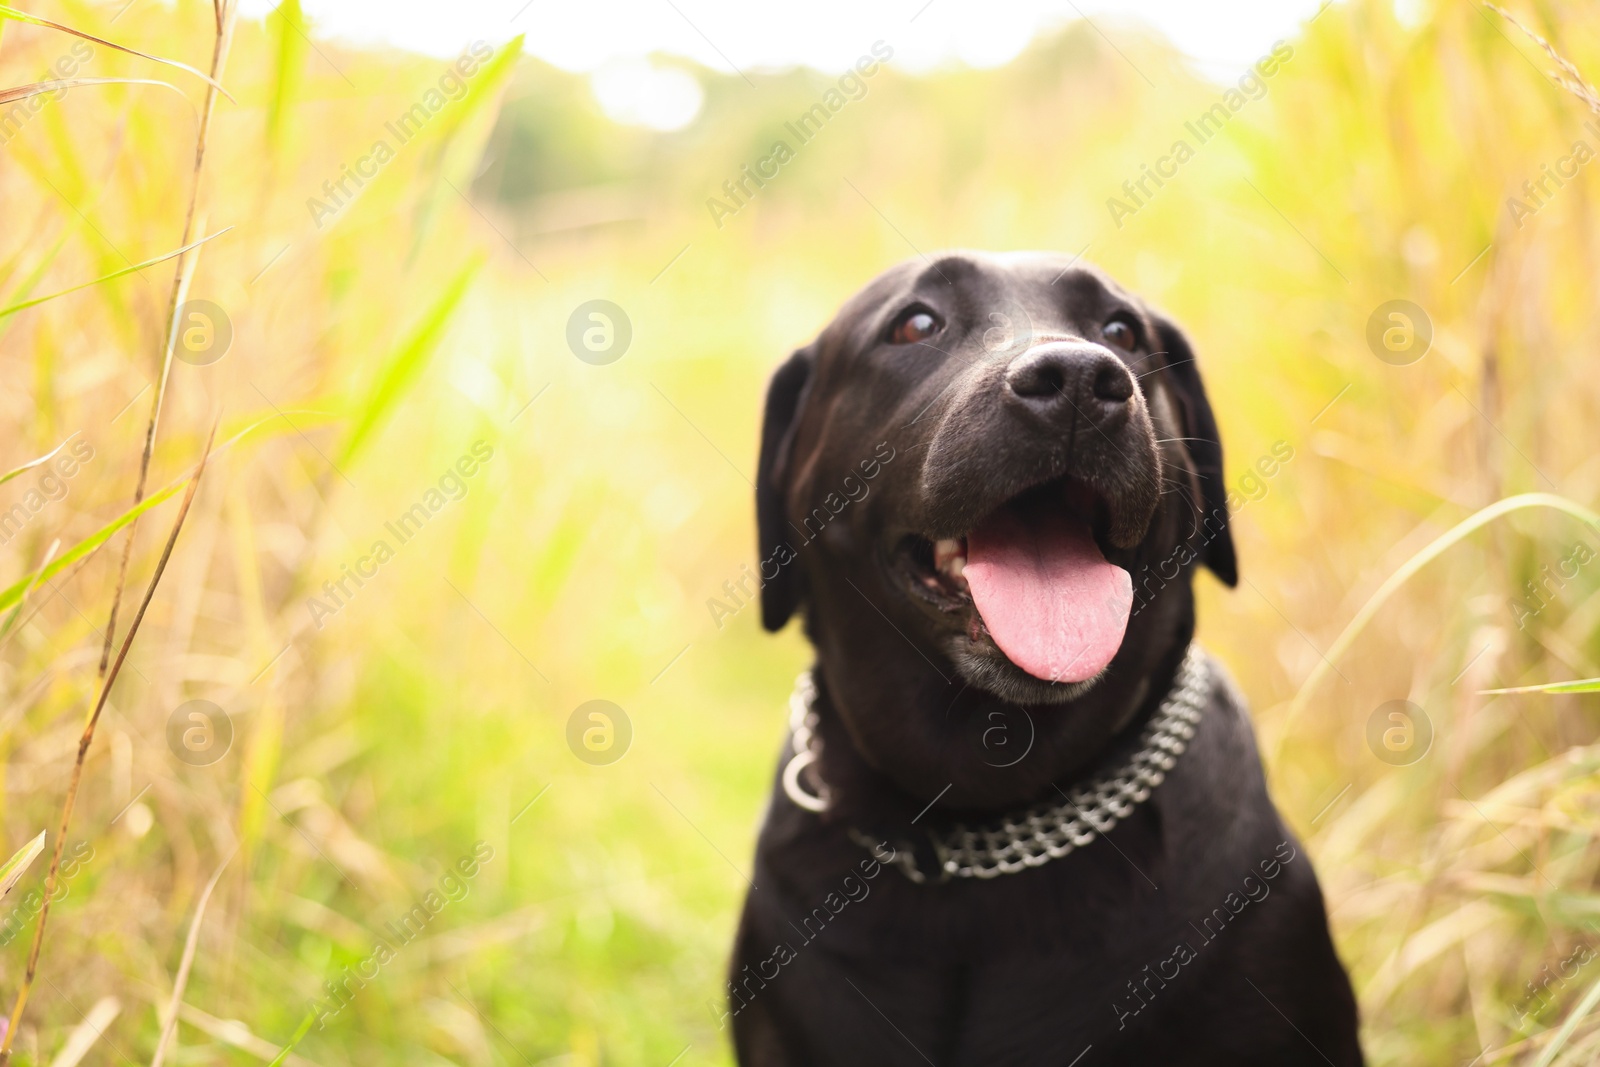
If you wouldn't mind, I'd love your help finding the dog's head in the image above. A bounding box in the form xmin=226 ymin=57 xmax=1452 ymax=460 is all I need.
xmin=757 ymin=251 xmax=1235 ymax=809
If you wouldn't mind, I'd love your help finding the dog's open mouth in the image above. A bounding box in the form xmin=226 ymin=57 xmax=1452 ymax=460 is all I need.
xmin=900 ymin=478 xmax=1134 ymax=685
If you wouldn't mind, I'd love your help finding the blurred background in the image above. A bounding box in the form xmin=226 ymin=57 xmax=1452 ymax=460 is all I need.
xmin=1 ymin=0 xmax=1599 ymax=1063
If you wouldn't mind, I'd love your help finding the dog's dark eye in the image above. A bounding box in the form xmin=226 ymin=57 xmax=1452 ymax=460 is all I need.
xmin=887 ymin=307 xmax=943 ymax=346
xmin=1102 ymin=318 xmax=1137 ymax=350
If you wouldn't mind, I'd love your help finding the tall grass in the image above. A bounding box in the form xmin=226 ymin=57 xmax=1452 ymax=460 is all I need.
xmin=0 ymin=0 xmax=1596 ymax=1063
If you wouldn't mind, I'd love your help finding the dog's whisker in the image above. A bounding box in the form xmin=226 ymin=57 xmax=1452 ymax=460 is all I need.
xmin=1125 ymin=348 xmax=1178 ymax=371
xmin=1123 ymin=349 xmax=1163 ymax=370
xmin=1135 ymin=357 xmax=1196 ymax=380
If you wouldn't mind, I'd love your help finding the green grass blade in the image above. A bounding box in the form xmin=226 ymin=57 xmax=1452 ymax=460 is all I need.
xmin=0 ymin=5 xmax=233 ymax=99
xmin=0 ymin=436 xmax=71 ymax=487
xmin=407 ymin=36 xmax=524 ymax=261
xmin=0 ymin=409 xmax=346 ymax=615
xmin=1532 ymin=971 xmax=1600 ymax=1067
xmin=1280 ymin=493 xmax=1600 ymax=751
xmin=0 ymin=538 xmax=59 ymax=648
xmin=428 ymin=34 xmax=525 ymax=149
xmin=0 ymin=227 xmax=231 ymax=319
xmin=0 ymin=831 xmax=46 ymax=898
xmin=0 ymin=481 xmax=186 ymax=615
xmin=0 ymin=221 xmax=82 ymax=344
xmin=266 ymin=1008 xmax=319 ymax=1067
xmin=335 ymin=257 xmax=481 ymax=468
xmin=266 ymin=0 xmax=307 ymax=152
xmin=1480 ymin=678 xmax=1600 ymax=695
xmin=0 ymin=108 xmax=135 ymax=345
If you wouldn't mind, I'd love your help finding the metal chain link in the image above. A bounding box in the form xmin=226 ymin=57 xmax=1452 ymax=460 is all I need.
xmin=783 ymin=644 xmax=1211 ymax=882
xmin=781 ymin=670 xmax=827 ymax=813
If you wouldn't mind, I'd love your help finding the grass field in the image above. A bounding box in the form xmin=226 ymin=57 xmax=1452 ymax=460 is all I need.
xmin=2 ymin=0 xmax=1600 ymax=1062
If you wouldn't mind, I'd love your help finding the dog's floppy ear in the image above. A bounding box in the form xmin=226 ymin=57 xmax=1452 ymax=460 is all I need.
xmin=756 ymin=345 xmax=815 ymax=631
xmin=1148 ymin=310 xmax=1237 ymax=587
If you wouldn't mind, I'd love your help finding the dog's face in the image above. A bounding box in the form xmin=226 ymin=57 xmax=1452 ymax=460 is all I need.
xmin=758 ymin=251 xmax=1236 ymax=809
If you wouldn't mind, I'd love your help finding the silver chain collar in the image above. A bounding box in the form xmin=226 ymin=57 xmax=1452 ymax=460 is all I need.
xmin=781 ymin=643 xmax=1211 ymax=883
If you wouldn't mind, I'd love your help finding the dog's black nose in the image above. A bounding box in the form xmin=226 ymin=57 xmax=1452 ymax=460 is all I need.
xmin=1004 ymin=342 xmax=1134 ymax=425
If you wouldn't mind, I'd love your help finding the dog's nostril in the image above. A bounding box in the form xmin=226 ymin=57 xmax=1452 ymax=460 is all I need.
xmin=1009 ymin=361 xmax=1068 ymax=399
xmin=1093 ymin=363 xmax=1134 ymax=404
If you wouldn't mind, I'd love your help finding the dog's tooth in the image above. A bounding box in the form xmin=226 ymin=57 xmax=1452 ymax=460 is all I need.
xmin=931 ymin=538 xmax=969 ymax=592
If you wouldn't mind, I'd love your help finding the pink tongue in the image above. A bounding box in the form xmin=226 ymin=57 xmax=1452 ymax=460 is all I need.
xmin=964 ymin=507 xmax=1132 ymax=684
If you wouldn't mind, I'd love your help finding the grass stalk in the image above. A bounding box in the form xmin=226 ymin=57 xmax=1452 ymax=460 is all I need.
xmin=148 ymin=843 xmax=237 ymax=1067
xmin=1485 ymin=3 xmax=1600 ymax=116
xmin=98 ymin=0 xmax=236 ymax=677
xmin=1275 ymin=493 xmax=1600 ymax=761
xmin=0 ymin=426 xmax=217 ymax=1063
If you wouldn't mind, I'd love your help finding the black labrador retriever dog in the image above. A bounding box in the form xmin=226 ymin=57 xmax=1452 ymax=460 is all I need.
xmin=728 ymin=251 xmax=1363 ymax=1065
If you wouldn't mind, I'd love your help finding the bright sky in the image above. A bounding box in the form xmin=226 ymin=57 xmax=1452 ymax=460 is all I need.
xmin=236 ymin=0 xmax=1332 ymax=129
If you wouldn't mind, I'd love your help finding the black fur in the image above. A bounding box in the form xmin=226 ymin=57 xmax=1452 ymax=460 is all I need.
xmin=1149 ymin=311 xmax=1237 ymax=587
xmin=757 ymin=346 xmax=815 ymax=631
xmin=733 ymin=252 xmax=1361 ymax=1065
